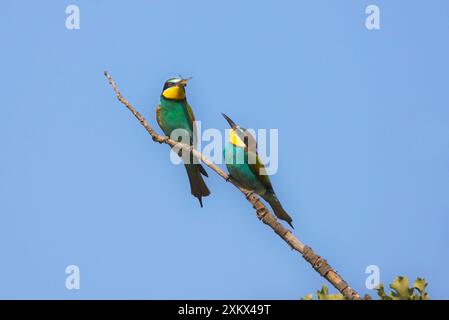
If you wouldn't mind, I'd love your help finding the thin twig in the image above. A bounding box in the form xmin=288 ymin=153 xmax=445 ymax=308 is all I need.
xmin=104 ymin=71 xmax=362 ymax=300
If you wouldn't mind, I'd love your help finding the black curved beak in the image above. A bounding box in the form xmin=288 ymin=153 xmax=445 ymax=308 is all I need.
xmin=222 ymin=113 xmax=237 ymax=129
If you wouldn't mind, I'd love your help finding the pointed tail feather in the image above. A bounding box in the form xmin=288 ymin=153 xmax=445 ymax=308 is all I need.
xmin=185 ymin=164 xmax=211 ymax=207
xmin=262 ymin=192 xmax=294 ymax=229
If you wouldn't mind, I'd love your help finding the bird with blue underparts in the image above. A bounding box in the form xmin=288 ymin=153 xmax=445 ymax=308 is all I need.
xmin=222 ymin=113 xmax=294 ymax=228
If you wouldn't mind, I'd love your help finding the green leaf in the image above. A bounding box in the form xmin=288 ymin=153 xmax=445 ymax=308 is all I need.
xmin=413 ymin=278 xmax=426 ymax=293
xmin=389 ymin=276 xmax=413 ymax=300
xmin=316 ymin=285 xmax=344 ymax=300
xmin=303 ymin=285 xmax=345 ymax=300
xmin=316 ymin=285 xmax=329 ymax=300
xmin=375 ymin=284 xmax=392 ymax=300
xmin=413 ymin=278 xmax=429 ymax=300
xmin=375 ymin=276 xmax=430 ymax=300
xmin=324 ymin=293 xmax=345 ymax=300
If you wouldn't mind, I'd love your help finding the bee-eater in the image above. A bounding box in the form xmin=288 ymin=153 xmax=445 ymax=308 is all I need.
xmin=156 ymin=78 xmax=210 ymax=207
xmin=222 ymin=114 xmax=294 ymax=228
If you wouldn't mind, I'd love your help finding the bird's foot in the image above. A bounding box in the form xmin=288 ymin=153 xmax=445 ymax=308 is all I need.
xmin=245 ymin=190 xmax=255 ymax=199
xmin=155 ymin=135 xmax=170 ymax=144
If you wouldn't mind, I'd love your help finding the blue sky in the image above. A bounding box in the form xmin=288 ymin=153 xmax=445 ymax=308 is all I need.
xmin=0 ymin=0 xmax=448 ymax=299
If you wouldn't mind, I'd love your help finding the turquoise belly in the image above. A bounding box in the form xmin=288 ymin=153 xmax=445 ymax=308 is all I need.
xmin=159 ymin=99 xmax=193 ymax=139
xmin=224 ymin=143 xmax=266 ymax=194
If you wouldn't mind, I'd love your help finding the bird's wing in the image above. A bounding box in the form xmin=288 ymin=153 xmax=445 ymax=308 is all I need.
xmin=184 ymin=102 xmax=197 ymax=146
xmin=156 ymin=104 xmax=163 ymax=129
xmin=238 ymin=128 xmax=258 ymax=154
xmin=248 ymin=151 xmax=273 ymax=190
xmin=184 ymin=103 xmax=208 ymax=177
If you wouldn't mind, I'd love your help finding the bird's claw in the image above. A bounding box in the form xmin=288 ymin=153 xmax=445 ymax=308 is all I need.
xmin=246 ymin=191 xmax=255 ymax=198
xmin=155 ymin=136 xmax=170 ymax=144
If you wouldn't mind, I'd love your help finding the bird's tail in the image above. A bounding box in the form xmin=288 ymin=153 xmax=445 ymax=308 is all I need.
xmin=262 ymin=192 xmax=294 ymax=229
xmin=185 ymin=164 xmax=211 ymax=207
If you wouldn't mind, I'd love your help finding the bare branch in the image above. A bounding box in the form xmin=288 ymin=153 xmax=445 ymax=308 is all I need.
xmin=104 ymin=71 xmax=362 ymax=300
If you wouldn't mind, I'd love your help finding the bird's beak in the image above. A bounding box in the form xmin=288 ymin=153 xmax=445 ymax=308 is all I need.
xmin=222 ymin=113 xmax=237 ymax=129
xmin=179 ymin=76 xmax=192 ymax=87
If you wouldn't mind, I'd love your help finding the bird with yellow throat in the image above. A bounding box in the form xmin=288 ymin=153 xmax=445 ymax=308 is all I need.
xmin=156 ymin=78 xmax=210 ymax=207
xmin=222 ymin=113 xmax=294 ymax=228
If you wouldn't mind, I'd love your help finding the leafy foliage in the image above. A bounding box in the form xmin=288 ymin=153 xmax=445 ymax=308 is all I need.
xmin=376 ymin=276 xmax=429 ymax=300
xmin=303 ymin=276 xmax=429 ymax=300
xmin=302 ymin=285 xmax=344 ymax=300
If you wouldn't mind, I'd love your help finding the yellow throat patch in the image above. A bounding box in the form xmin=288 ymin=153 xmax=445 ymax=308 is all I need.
xmin=162 ymin=86 xmax=186 ymax=100
xmin=229 ymin=129 xmax=246 ymax=148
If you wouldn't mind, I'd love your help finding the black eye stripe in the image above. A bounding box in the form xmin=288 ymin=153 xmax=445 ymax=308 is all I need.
xmin=163 ymin=82 xmax=175 ymax=90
